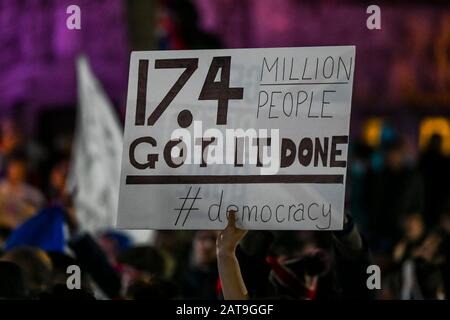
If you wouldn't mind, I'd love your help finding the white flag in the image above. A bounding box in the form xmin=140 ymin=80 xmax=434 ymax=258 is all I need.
xmin=68 ymin=56 xmax=152 ymax=243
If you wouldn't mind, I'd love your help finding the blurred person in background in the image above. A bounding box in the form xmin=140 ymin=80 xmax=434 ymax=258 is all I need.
xmin=1 ymin=246 xmax=52 ymax=298
xmin=419 ymin=133 xmax=450 ymax=228
xmin=0 ymin=118 xmax=45 ymax=186
xmin=217 ymin=211 xmax=372 ymax=300
xmin=365 ymin=136 xmax=424 ymax=250
xmin=393 ymin=212 xmax=427 ymax=264
xmin=118 ymin=245 xmax=167 ymax=297
xmin=0 ymin=152 xmax=44 ymax=237
xmin=398 ymin=232 xmax=447 ymax=300
xmin=437 ymin=211 xmax=450 ymax=298
xmin=45 ymin=251 xmax=95 ymax=299
xmin=46 ymin=158 xmax=69 ymax=203
xmin=62 ymin=200 xmax=122 ymax=299
xmin=411 ymin=230 xmax=447 ymax=299
xmin=348 ymin=139 xmax=374 ymax=235
xmin=385 ymin=212 xmax=425 ymax=299
xmin=166 ymin=0 xmax=223 ymax=50
xmin=0 ymin=261 xmax=28 ymax=299
xmin=97 ymin=230 xmax=132 ymax=269
xmin=387 ymin=211 xmax=448 ymax=299
xmin=124 ymin=275 xmax=179 ymax=300
xmin=176 ymin=230 xmax=219 ymax=299
xmin=0 ymin=119 xmax=24 ymax=176
xmin=153 ymin=230 xmax=193 ymax=279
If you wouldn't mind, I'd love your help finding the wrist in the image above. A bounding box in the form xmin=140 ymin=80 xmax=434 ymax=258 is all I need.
xmin=217 ymin=247 xmax=236 ymax=258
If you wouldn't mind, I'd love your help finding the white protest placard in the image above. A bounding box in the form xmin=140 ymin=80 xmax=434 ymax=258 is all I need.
xmin=117 ymin=46 xmax=355 ymax=230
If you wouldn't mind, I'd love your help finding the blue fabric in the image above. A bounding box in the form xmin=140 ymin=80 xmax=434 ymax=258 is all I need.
xmin=102 ymin=230 xmax=132 ymax=252
xmin=4 ymin=206 xmax=65 ymax=252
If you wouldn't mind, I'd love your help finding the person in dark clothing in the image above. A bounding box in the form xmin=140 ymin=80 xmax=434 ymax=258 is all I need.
xmin=365 ymin=138 xmax=425 ymax=248
xmin=438 ymin=211 xmax=450 ymax=298
xmin=118 ymin=246 xmax=166 ymax=278
xmin=177 ymin=230 xmax=219 ymax=299
xmin=217 ymin=211 xmax=373 ymax=300
xmin=125 ymin=276 xmax=180 ymax=300
xmin=393 ymin=212 xmax=427 ymax=264
xmin=46 ymin=251 xmax=94 ymax=295
xmin=63 ymin=195 xmax=173 ymax=300
xmin=388 ymin=210 xmax=448 ymax=299
xmin=419 ymin=133 xmax=450 ymax=228
xmin=68 ymin=233 xmax=123 ymax=299
xmin=118 ymin=245 xmax=167 ymax=298
xmin=167 ymin=0 xmax=223 ymax=50
xmin=61 ymin=199 xmax=122 ymax=299
xmin=331 ymin=214 xmax=374 ymax=300
xmin=0 ymin=261 xmax=28 ymax=299
xmin=1 ymin=246 xmax=52 ymax=298
xmin=39 ymin=283 xmax=96 ymax=300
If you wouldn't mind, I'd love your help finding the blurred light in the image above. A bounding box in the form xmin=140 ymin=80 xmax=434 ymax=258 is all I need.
xmin=363 ymin=118 xmax=383 ymax=147
xmin=419 ymin=117 xmax=450 ymax=155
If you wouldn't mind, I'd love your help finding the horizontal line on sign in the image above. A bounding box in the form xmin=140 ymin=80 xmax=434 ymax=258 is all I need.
xmin=126 ymin=174 xmax=344 ymax=185
xmin=259 ymin=82 xmax=349 ymax=86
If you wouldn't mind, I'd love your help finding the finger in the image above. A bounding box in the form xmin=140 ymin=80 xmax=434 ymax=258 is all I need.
xmin=227 ymin=210 xmax=237 ymax=228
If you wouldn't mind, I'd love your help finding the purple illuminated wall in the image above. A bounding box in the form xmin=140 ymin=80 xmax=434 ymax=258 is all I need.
xmin=1 ymin=0 xmax=449 ymax=117
xmin=0 ymin=0 xmax=129 ymax=114
xmin=194 ymin=0 xmax=450 ymax=112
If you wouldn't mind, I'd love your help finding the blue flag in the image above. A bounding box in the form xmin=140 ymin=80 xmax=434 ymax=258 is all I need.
xmin=4 ymin=206 xmax=65 ymax=252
